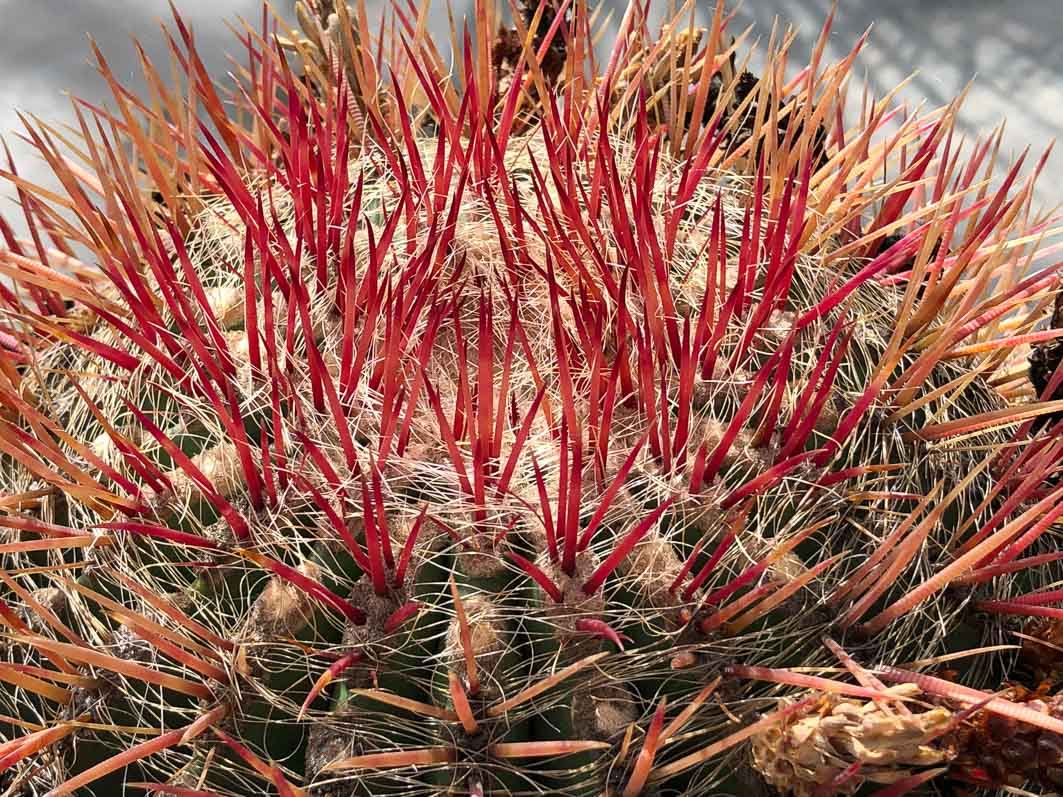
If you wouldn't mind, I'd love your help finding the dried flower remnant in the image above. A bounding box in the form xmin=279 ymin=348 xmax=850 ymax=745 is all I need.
xmin=750 ymin=687 xmax=952 ymax=796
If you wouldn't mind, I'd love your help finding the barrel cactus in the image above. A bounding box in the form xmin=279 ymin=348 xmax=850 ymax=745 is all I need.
xmin=1 ymin=0 xmax=1062 ymax=795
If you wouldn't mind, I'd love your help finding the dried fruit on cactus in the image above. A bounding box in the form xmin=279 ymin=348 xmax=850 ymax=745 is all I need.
xmin=1021 ymin=616 xmax=1063 ymax=680
xmin=947 ymin=687 xmax=1063 ymax=790
xmin=1 ymin=0 xmax=1063 ymax=796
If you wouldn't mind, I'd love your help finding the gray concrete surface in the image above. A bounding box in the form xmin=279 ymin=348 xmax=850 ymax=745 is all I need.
xmin=732 ymin=0 xmax=1063 ymax=215
xmin=1 ymin=0 xmax=1060 ymax=230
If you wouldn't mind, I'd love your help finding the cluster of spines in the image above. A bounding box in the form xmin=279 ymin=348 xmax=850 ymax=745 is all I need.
xmin=0 ymin=0 xmax=1061 ymax=795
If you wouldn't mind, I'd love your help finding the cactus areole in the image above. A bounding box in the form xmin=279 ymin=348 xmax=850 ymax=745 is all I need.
xmin=1 ymin=1 xmax=1063 ymax=795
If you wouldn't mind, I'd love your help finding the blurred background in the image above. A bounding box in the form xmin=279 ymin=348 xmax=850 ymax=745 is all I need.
xmin=1 ymin=0 xmax=1060 ymax=226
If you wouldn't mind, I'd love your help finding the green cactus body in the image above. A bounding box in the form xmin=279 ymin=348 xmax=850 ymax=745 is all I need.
xmin=1 ymin=1 xmax=1062 ymax=796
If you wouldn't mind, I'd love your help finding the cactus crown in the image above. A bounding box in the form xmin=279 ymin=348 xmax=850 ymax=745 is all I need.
xmin=1 ymin=1 xmax=1062 ymax=795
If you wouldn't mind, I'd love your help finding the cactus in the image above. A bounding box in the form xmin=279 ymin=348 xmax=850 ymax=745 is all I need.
xmin=1 ymin=1 xmax=1062 ymax=795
